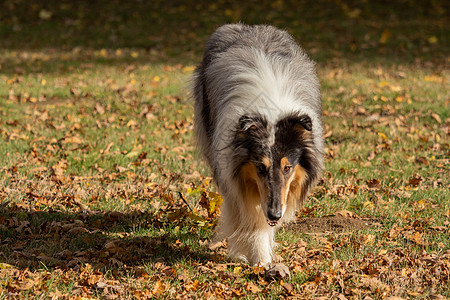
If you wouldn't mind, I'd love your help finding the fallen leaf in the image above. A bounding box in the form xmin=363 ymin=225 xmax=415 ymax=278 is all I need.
xmin=336 ymin=210 xmax=360 ymax=219
xmin=379 ymin=29 xmax=392 ymax=44
xmin=408 ymin=231 xmax=426 ymax=245
xmin=430 ymin=113 xmax=442 ymax=124
xmin=245 ymin=282 xmax=262 ymax=293
xmin=366 ymin=179 xmax=380 ymax=188
xmin=265 ymin=263 xmax=290 ymax=279
xmin=95 ymin=103 xmax=105 ymax=114
xmin=282 ymin=281 xmax=294 ymax=295
xmin=152 ymin=280 xmax=165 ymax=295
xmin=408 ymin=175 xmax=422 ymax=187
xmin=126 ymin=120 xmax=138 ymax=128
xmin=209 ymin=240 xmax=225 ymax=250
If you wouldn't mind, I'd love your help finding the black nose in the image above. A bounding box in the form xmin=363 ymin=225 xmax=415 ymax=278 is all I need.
xmin=267 ymin=209 xmax=281 ymax=221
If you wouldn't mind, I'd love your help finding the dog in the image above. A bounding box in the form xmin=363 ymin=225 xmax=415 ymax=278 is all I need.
xmin=192 ymin=24 xmax=324 ymax=265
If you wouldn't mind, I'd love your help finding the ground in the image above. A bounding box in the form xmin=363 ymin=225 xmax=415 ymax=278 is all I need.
xmin=0 ymin=0 xmax=449 ymax=299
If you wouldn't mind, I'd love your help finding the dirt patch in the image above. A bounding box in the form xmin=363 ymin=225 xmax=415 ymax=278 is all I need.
xmin=291 ymin=216 xmax=375 ymax=234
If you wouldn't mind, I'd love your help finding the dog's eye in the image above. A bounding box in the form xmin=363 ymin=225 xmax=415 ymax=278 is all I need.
xmin=257 ymin=165 xmax=267 ymax=174
xmin=283 ymin=165 xmax=292 ymax=174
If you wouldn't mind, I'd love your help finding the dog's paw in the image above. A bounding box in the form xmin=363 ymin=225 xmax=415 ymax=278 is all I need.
xmin=264 ymin=263 xmax=290 ymax=279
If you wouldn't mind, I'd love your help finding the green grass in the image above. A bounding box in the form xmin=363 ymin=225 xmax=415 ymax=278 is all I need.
xmin=1 ymin=0 xmax=449 ymax=298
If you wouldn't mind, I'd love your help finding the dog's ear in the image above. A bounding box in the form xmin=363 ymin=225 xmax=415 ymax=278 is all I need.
xmin=239 ymin=115 xmax=259 ymax=132
xmin=283 ymin=114 xmax=312 ymax=132
xmin=294 ymin=114 xmax=312 ymax=132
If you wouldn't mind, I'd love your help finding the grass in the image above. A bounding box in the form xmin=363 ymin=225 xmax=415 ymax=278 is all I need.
xmin=0 ymin=0 xmax=449 ymax=298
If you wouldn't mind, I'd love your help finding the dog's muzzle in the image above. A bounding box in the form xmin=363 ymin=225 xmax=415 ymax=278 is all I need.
xmin=267 ymin=209 xmax=281 ymax=226
xmin=267 ymin=219 xmax=278 ymax=227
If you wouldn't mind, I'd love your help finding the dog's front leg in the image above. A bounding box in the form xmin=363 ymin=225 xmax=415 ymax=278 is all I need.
xmin=248 ymin=226 xmax=276 ymax=266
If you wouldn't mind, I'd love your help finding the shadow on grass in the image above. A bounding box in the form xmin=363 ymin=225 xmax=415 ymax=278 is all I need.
xmin=0 ymin=0 xmax=448 ymax=75
xmin=0 ymin=202 xmax=219 ymax=272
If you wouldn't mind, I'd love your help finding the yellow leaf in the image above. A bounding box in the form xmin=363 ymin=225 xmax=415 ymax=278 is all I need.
xmin=424 ymin=75 xmax=442 ymax=83
xmin=39 ymin=9 xmax=52 ymax=20
xmin=208 ymin=192 xmax=223 ymax=214
xmin=182 ymin=66 xmax=196 ymax=73
xmin=378 ymin=249 xmax=388 ymax=256
xmin=131 ymin=51 xmax=139 ymax=58
xmin=125 ymin=150 xmax=140 ymax=158
xmin=41 ymin=79 xmax=46 ymax=86
xmin=428 ymin=36 xmax=438 ymax=44
xmin=0 ymin=263 xmax=14 ymax=269
xmin=379 ymin=29 xmax=391 ymax=44
xmin=378 ymin=132 xmax=387 ymax=141
xmin=378 ymin=81 xmax=389 ymax=87
xmin=153 ymin=75 xmax=160 ymax=82
xmin=126 ymin=119 xmax=138 ymax=127
xmin=363 ymin=201 xmax=374 ymax=210
xmin=362 ymin=234 xmax=375 ymax=246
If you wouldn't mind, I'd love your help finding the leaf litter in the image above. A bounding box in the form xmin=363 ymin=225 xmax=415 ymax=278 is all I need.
xmin=1 ymin=0 xmax=449 ymax=299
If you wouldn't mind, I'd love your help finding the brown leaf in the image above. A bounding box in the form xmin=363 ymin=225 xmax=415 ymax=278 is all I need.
xmin=265 ymin=263 xmax=290 ymax=279
xmin=408 ymin=231 xmax=426 ymax=245
xmin=429 ymin=226 xmax=447 ymax=232
xmin=245 ymin=282 xmax=262 ymax=293
xmin=359 ymin=276 xmax=389 ymax=292
xmin=336 ymin=210 xmax=360 ymax=219
xmin=62 ymin=135 xmax=83 ymax=144
xmin=184 ymin=279 xmax=201 ymax=291
xmin=429 ymin=295 xmax=446 ymax=300
xmin=67 ymin=227 xmax=89 ymax=235
xmin=95 ymin=103 xmax=105 ymax=115
xmin=408 ymin=175 xmax=422 ymax=187
xmin=209 ymin=240 xmax=225 ymax=251
xmin=430 ymin=112 xmax=442 ymax=124
xmin=31 ymin=166 xmax=48 ymax=174
xmin=55 ymin=249 xmax=72 ymax=259
xmin=105 ymin=240 xmax=124 ymax=254
xmin=415 ymin=156 xmax=429 ymax=165
xmin=115 ymin=165 xmax=127 ymax=173
xmin=282 ymin=281 xmax=294 ymax=295
xmin=101 ymin=142 xmax=114 ymax=154
xmin=152 ymin=280 xmax=165 ymax=295
xmin=126 ymin=119 xmax=138 ymax=128
xmin=133 ymin=266 xmax=149 ymax=279
xmin=366 ymin=178 xmax=380 ymax=188
xmin=0 ymin=264 xmax=20 ymax=278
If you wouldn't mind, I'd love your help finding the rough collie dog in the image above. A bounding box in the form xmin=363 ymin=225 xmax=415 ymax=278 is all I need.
xmin=193 ymin=24 xmax=324 ymax=265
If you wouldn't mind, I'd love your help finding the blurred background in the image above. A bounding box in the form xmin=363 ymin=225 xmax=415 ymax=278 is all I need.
xmin=1 ymin=0 xmax=448 ymax=67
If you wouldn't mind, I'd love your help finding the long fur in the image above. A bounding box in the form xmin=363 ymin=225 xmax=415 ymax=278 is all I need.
xmin=193 ymin=24 xmax=324 ymax=265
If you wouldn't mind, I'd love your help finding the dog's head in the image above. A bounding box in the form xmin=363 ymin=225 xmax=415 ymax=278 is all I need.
xmin=232 ymin=112 xmax=320 ymax=226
